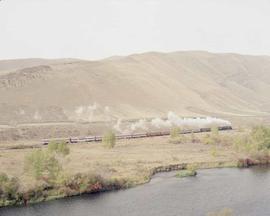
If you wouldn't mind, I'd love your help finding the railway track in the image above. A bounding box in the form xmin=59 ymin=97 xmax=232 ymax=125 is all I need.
xmin=42 ymin=125 xmax=232 ymax=145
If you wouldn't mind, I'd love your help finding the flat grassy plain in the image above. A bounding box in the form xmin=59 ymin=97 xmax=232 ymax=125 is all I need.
xmin=0 ymin=131 xmax=238 ymax=193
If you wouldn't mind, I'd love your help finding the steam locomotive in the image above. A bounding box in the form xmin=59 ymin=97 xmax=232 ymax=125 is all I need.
xmin=42 ymin=125 xmax=232 ymax=145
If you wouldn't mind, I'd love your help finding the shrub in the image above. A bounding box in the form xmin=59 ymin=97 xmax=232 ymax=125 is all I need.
xmin=210 ymin=126 xmax=220 ymax=143
xmin=0 ymin=173 xmax=20 ymax=200
xmin=169 ymin=127 xmax=186 ymax=144
xmin=3 ymin=177 xmax=20 ymax=200
xmin=0 ymin=173 xmax=8 ymax=183
xmin=24 ymin=142 xmax=70 ymax=184
xmin=170 ymin=127 xmax=181 ymax=139
xmin=233 ymin=135 xmax=251 ymax=152
xmin=48 ymin=141 xmax=70 ymax=156
xmin=25 ymin=149 xmax=62 ymax=184
xmin=175 ymin=170 xmax=196 ymax=178
xmin=63 ymin=173 xmax=104 ymax=194
xmin=211 ymin=126 xmax=219 ymax=137
xmin=46 ymin=156 xmax=62 ymax=182
xmin=0 ymin=173 xmax=8 ymax=198
xmin=24 ymin=185 xmax=48 ymax=202
xmin=24 ymin=149 xmax=48 ymax=179
xmin=102 ymin=131 xmax=116 ymax=148
xmin=234 ymin=126 xmax=270 ymax=153
xmin=250 ymin=125 xmax=270 ymax=150
xmin=202 ymin=126 xmax=222 ymax=145
xmin=207 ymin=208 xmax=233 ymax=216
xmin=233 ymin=125 xmax=270 ymax=163
xmin=24 ymin=142 xmax=69 ymax=184
xmin=176 ymin=164 xmax=197 ymax=178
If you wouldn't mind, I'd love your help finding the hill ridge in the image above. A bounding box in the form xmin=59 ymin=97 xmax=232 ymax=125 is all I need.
xmin=0 ymin=50 xmax=270 ymax=124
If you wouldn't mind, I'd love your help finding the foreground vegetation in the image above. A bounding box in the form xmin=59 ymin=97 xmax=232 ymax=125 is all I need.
xmin=207 ymin=208 xmax=233 ymax=216
xmin=176 ymin=164 xmax=197 ymax=178
xmin=234 ymin=125 xmax=270 ymax=165
xmin=102 ymin=131 xmax=116 ymax=149
xmin=1 ymin=125 xmax=270 ymax=207
xmin=0 ymin=141 xmax=132 ymax=206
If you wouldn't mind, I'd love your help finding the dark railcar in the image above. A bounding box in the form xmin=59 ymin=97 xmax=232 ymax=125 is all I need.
xmin=42 ymin=125 xmax=232 ymax=145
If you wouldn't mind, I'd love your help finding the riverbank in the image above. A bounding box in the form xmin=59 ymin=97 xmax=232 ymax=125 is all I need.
xmin=0 ymin=130 xmax=256 ymax=207
xmin=0 ymin=161 xmax=239 ymax=207
xmin=3 ymin=167 xmax=270 ymax=216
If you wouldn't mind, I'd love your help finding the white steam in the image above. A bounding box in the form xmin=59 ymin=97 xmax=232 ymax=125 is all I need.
xmin=113 ymin=118 xmax=123 ymax=132
xmin=74 ymin=103 xmax=98 ymax=121
xmin=130 ymin=119 xmax=147 ymax=131
xmin=113 ymin=118 xmax=147 ymax=134
xmin=73 ymin=103 xmax=116 ymax=122
xmin=151 ymin=117 xmax=171 ymax=128
xmin=113 ymin=111 xmax=231 ymax=134
xmin=151 ymin=111 xmax=231 ymax=128
xmin=73 ymin=107 xmax=231 ymax=132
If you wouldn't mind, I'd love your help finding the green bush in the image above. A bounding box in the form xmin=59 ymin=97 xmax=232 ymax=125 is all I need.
xmin=24 ymin=149 xmax=48 ymax=179
xmin=202 ymin=126 xmax=222 ymax=145
xmin=102 ymin=131 xmax=116 ymax=148
xmin=48 ymin=141 xmax=70 ymax=156
xmin=233 ymin=135 xmax=251 ymax=152
xmin=175 ymin=170 xmax=196 ymax=178
xmin=233 ymin=125 xmax=270 ymax=163
xmin=170 ymin=127 xmax=181 ymax=139
xmin=201 ymin=129 xmax=224 ymax=156
xmin=24 ymin=149 xmax=62 ymax=184
xmin=169 ymin=127 xmax=186 ymax=144
xmin=234 ymin=126 xmax=270 ymax=153
xmin=0 ymin=173 xmax=20 ymax=200
xmin=24 ymin=142 xmax=70 ymax=184
xmin=0 ymin=173 xmax=8 ymax=183
xmin=176 ymin=164 xmax=197 ymax=178
xmin=211 ymin=126 xmax=219 ymax=137
xmin=0 ymin=173 xmax=8 ymax=198
xmin=3 ymin=177 xmax=20 ymax=200
xmin=250 ymin=125 xmax=270 ymax=150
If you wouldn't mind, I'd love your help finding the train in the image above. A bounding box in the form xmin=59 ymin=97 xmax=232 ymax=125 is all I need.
xmin=42 ymin=125 xmax=232 ymax=145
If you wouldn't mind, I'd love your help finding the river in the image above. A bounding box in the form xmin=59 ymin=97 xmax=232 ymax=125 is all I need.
xmin=1 ymin=167 xmax=270 ymax=216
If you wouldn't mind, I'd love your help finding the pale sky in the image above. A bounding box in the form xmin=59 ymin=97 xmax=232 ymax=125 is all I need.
xmin=0 ymin=0 xmax=270 ymax=60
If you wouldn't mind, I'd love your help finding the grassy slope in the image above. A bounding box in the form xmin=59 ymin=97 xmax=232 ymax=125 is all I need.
xmin=1 ymin=51 xmax=270 ymax=125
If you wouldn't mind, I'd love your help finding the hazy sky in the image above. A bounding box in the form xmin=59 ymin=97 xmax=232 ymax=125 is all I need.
xmin=0 ymin=0 xmax=270 ymax=60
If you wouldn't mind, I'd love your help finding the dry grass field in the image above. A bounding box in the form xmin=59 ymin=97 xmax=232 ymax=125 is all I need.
xmin=0 ymin=131 xmax=238 ymax=191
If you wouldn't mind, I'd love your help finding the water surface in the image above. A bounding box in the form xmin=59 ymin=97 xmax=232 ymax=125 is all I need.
xmin=1 ymin=167 xmax=270 ymax=216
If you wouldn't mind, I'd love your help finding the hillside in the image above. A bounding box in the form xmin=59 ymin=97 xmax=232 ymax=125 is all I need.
xmin=1 ymin=51 xmax=270 ymax=125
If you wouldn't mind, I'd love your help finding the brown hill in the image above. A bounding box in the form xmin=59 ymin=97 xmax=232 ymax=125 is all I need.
xmin=1 ymin=51 xmax=270 ymax=125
